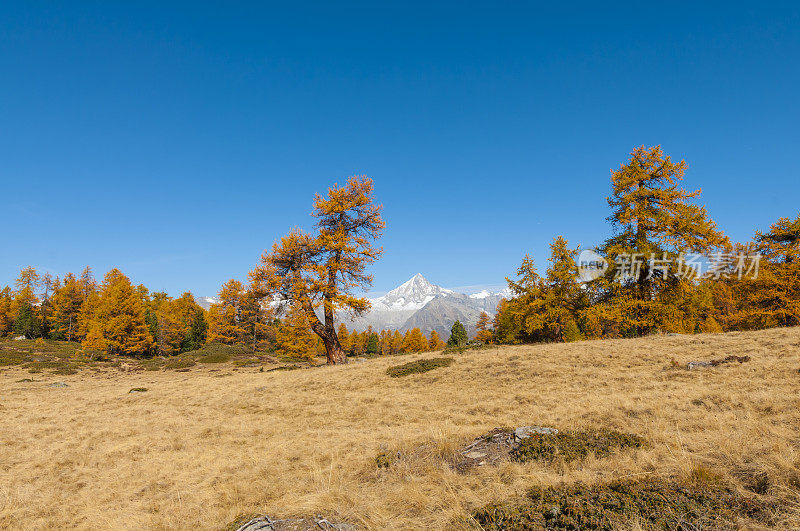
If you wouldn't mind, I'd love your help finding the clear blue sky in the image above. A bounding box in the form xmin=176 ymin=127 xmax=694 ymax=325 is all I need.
xmin=2 ymin=2 xmax=798 ymax=296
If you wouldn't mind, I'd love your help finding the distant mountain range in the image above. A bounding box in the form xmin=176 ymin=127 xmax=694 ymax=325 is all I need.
xmin=194 ymin=273 xmax=510 ymax=338
xmin=346 ymin=274 xmax=509 ymax=337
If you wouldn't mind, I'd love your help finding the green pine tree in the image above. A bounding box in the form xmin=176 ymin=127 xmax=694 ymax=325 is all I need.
xmin=447 ymin=320 xmax=468 ymax=347
xmin=13 ymin=302 xmax=41 ymax=338
xmin=366 ymin=333 xmax=379 ymax=355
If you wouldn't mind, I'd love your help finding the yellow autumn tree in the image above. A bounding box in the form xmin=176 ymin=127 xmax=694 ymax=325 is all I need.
xmin=389 ymin=330 xmax=404 ymax=354
xmin=12 ymin=266 xmax=42 ymax=338
xmin=81 ymin=322 xmax=107 ymax=357
xmin=428 ymin=330 xmax=445 ymax=350
xmin=84 ymin=269 xmax=153 ymax=356
xmin=602 ymin=145 xmax=728 ymax=335
xmin=148 ymin=293 xmax=206 ymax=355
xmin=402 ymin=328 xmax=428 ymax=352
xmin=474 ymin=312 xmax=493 ymax=343
xmin=543 ymin=236 xmax=584 ymax=342
xmin=0 ymin=287 xmax=13 ymax=337
xmin=338 ymin=323 xmax=351 ymax=352
xmin=276 ymin=303 xmax=317 ymax=361
xmin=255 ymin=176 xmax=384 ymax=364
xmin=50 ymin=273 xmax=84 ymax=341
xmin=732 ymin=214 xmax=800 ymax=329
xmin=502 ymin=254 xmax=547 ymax=342
xmin=207 ymin=279 xmax=247 ymax=344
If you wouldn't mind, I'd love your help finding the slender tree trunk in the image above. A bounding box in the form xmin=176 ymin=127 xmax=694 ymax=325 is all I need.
xmin=300 ymin=297 xmax=346 ymax=365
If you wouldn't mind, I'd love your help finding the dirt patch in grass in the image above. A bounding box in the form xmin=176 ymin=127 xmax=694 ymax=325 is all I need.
xmin=386 ymin=356 xmax=454 ymax=377
xmin=232 ymin=358 xmax=261 ymax=367
xmin=267 ymin=364 xmax=303 ymax=372
xmin=52 ymin=366 xmax=79 ymax=375
xmin=511 ymin=429 xmax=647 ymax=464
xmin=474 ymin=471 xmax=778 ymax=530
xmin=164 ymin=358 xmax=197 ymax=370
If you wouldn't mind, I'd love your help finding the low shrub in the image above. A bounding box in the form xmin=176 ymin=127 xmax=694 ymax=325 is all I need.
xmin=386 ymin=357 xmax=454 ymax=377
xmin=474 ymin=473 xmax=776 ymax=529
xmin=0 ymin=353 xmax=26 ymax=366
xmin=511 ymin=429 xmax=647 ymax=463
xmin=198 ymin=353 xmax=230 ymax=364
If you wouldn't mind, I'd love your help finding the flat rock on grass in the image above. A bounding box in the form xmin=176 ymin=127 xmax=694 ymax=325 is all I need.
xmin=234 ymin=515 xmax=354 ymax=531
xmin=687 ymin=355 xmax=751 ymax=370
xmin=455 ymin=426 xmax=558 ymax=471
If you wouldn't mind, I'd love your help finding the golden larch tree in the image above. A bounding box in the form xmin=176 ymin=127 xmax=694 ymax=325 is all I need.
xmin=276 ymin=303 xmax=317 ymax=361
xmin=255 ymin=176 xmax=384 ymax=364
xmin=428 ymin=330 xmax=445 ymax=350
xmin=474 ymin=312 xmax=493 ymax=343
xmin=85 ymin=269 xmax=153 ymax=355
xmin=207 ymin=279 xmax=247 ymax=344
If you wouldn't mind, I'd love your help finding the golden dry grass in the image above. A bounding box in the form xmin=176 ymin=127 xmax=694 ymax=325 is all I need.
xmin=1 ymin=327 xmax=800 ymax=530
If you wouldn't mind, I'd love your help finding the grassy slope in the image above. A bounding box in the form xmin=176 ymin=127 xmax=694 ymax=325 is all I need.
xmin=0 ymin=328 xmax=799 ymax=529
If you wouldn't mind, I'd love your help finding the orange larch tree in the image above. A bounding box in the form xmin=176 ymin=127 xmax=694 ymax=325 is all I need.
xmin=474 ymin=311 xmax=493 ymax=343
xmin=255 ymin=176 xmax=384 ymax=364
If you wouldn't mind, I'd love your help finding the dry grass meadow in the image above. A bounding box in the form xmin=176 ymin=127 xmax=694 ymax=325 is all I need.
xmin=2 ymin=327 xmax=800 ymax=529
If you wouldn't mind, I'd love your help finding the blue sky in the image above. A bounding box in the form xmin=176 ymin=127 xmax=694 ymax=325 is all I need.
xmin=2 ymin=2 xmax=799 ymax=296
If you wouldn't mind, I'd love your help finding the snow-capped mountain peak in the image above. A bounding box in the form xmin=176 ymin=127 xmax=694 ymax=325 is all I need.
xmin=375 ymin=273 xmax=453 ymax=311
xmin=469 ymin=289 xmax=492 ymax=299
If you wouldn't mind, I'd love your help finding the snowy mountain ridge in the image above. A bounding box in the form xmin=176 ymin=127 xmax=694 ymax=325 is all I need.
xmin=371 ymin=273 xmax=454 ymax=312
xmin=196 ymin=274 xmax=510 ymax=337
xmin=349 ymin=273 xmax=509 ymax=337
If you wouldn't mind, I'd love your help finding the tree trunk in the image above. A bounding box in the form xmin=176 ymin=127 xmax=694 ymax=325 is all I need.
xmin=322 ymin=333 xmax=346 ymax=364
xmin=300 ymin=297 xmax=347 ymax=365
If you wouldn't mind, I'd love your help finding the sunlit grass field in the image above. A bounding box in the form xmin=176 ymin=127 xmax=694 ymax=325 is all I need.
xmin=1 ymin=327 xmax=799 ymax=529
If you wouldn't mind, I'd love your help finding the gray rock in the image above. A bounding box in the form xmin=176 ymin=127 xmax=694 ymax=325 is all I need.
xmin=515 ymin=426 xmax=558 ymax=440
xmin=464 ymin=450 xmax=487 ymax=459
xmin=235 ymin=516 xmax=274 ymax=531
xmin=48 ymin=382 xmax=69 ymax=388
xmin=687 ymin=361 xmax=713 ymax=370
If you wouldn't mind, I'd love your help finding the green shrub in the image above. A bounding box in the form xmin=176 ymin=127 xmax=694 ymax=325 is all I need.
xmin=511 ymin=429 xmax=646 ymax=463
xmin=0 ymin=353 xmax=26 ymax=366
xmin=386 ymin=357 xmax=454 ymax=377
xmin=194 ymin=342 xmax=251 ymax=358
xmin=198 ymin=353 xmax=231 ymax=363
xmin=474 ymin=475 xmax=776 ymax=530
xmin=129 ymin=387 xmax=148 ymax=393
